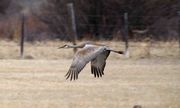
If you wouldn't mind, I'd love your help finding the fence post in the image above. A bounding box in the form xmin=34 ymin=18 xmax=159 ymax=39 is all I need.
xmin=67 ymin=3 xmax=77 ymax=53
xmin=178 ymin=11 xmax=180 ymax=55
xmin=20 ymin=13 xmax=25 ymax=59
xmin=124 ymin=12 xmax=130 ymax=58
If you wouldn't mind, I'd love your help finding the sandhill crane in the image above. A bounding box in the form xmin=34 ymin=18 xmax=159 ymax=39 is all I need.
xmin=59 ymin=41 xmax=124 ymax=81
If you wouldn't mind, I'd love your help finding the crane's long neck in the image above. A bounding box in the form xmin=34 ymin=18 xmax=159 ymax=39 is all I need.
xmin=66 ymin=41 xmax=105 ymax=48
xmin=67 ymin=44 xmax=84 ymax=48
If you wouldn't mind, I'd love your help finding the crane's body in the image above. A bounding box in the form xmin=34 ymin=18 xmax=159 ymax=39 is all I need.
xmin=59 ymin=41 xmax=124 ymax=81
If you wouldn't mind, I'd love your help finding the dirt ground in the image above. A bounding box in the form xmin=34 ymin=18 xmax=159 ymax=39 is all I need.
xmin=0 ymin=59 xmax=179 ymax=108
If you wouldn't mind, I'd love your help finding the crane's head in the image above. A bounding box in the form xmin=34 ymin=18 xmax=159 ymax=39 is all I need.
xmin=58 ymin=44 xmax=70 ymax=49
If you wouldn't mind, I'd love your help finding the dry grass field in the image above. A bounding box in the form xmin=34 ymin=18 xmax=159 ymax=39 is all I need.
xmin=0 ymin=40 xmax=179 ymax=108
xmin=0 ymin=59 xmax=179 ymax=108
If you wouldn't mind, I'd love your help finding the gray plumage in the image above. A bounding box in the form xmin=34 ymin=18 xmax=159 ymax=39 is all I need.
xmin=59 ymin=42 xmax=124 ymax=81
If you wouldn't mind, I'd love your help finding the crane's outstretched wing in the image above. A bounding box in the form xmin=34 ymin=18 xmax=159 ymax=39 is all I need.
xmin=65 ymin=46 xmax=105 ymax=81
xmin=91 ymin=50 xmax=110 ymax=77
xmin=65 ymin=56 xmax=87 ymax=81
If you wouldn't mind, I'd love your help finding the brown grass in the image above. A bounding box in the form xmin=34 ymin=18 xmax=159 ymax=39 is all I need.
xmin=0 ymin=40 xmax=179 ymax=59
xmin=0 ymin=59 xmax=179 ymax=108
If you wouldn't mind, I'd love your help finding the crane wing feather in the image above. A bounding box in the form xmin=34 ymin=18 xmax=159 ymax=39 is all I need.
xmin=65 ymin=57 xmax=87 ymax=81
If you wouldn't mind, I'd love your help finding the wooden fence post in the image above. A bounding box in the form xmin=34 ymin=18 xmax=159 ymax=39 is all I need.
xmin=20 ymin=13 xmax=25 ymax=59
xmin=124 ymin=12 xmax=130 ymax=58
xmin=67 ymin=3 xmax=77 ymax=53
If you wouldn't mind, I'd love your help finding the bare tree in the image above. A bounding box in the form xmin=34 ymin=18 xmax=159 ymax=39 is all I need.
xmin=37 ymin=0 xmax=70 ymax=40
xmin=38 ymin=0 xmax=179 ymax=40
xmin=0 ymin=0 xmax=11 ymax=14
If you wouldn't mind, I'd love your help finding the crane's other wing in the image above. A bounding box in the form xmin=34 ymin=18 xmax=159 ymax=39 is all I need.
xmin=91 ymin=50 xmax=110 ymax=78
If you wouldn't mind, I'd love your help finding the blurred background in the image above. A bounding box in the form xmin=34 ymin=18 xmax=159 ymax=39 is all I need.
xmin=0 ymin=0 xmax=180 ymax=59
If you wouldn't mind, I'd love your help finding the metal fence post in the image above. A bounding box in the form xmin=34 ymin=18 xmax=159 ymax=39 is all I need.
xmin=178 ymin=11 xmax=180 ymax=55
xmin=67 ymin=3 xmax=77 ymax=53
xmin=20 ymin=13 xmax=25 ymax=59
xmin=124 ymin=12 xmax=130 ymax=58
